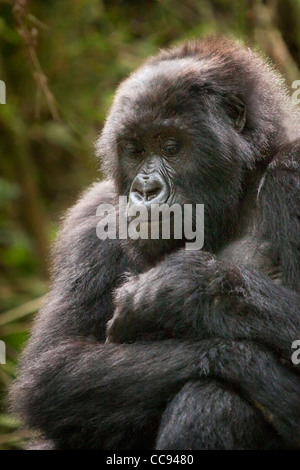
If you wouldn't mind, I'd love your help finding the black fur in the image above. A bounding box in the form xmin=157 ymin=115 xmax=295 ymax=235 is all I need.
xmin=10 ymin=36 xmax=300 ymax=450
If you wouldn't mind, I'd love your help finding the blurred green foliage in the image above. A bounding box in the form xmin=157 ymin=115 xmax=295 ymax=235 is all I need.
xmin=0 ymin=0 xmax=299 ymax=449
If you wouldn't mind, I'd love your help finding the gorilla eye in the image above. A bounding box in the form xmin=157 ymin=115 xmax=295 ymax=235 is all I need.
xmin=161 ymin=139 xmax=180 ymax=156
xmin=124 ymin=141 xmax=143 ymax=157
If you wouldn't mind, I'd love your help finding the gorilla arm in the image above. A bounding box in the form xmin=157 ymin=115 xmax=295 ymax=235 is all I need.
xmin=11 ymin=334 xmax=300 ymax=449
xmin=107 ymin=248 xmax=300 ymax=359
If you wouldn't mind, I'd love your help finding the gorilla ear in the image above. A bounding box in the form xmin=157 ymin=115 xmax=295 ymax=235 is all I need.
xmin=223 ymin=94 xmax=246 ymax=132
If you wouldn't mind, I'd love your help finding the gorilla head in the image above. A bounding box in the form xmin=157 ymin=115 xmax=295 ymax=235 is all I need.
xmin=96 ymin=37 xmax=294 ymax=254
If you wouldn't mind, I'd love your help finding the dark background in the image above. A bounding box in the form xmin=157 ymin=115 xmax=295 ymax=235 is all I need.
xmin=0 ymin=0 xmax=299 ymax=449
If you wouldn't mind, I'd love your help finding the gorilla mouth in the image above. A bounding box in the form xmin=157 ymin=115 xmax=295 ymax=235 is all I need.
xmin=127 ymin=209 xmax=175 ymax=224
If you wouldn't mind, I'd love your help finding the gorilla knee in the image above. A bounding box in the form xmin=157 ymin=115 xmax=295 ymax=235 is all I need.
xmin=156 ymin=379 xmax=281 ymax=450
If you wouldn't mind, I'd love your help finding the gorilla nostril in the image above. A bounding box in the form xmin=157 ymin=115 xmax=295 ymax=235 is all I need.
xmin=132 ymin=189 xmax=144 ymax=202
xmin=146 ymin=189 xmax=160 ymax=201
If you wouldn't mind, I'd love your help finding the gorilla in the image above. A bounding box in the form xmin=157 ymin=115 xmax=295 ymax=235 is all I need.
xmin=10 ymin=36 xmax=300 ymax=450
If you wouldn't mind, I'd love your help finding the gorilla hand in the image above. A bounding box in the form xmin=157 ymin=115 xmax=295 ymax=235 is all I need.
xmin=106 ymin=248 xmax=300 ymax=362
xmin=106 ymin=250 xmax=225 ymax=344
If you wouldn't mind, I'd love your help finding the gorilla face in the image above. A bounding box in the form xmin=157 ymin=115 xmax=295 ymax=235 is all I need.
xmin=118 ymin=123 xmax=192 ymax=255
xmin=120 ymin=123 xmax=190 ymax=209
xmin=98 ymin=58 xmax=250 ymax=252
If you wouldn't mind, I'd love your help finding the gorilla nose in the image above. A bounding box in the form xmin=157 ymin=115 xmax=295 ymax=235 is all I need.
xmin=129 ymin=173 xmax=168 ymax=207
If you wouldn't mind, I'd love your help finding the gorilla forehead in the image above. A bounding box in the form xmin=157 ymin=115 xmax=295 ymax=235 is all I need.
xmin=112 ymin=57 xmax=215 ymax=131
